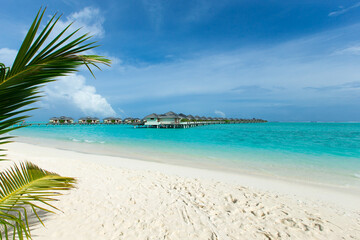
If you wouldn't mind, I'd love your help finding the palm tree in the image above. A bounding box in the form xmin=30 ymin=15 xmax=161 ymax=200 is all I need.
xmin=0 ymin=8 xmax=110 ymax=239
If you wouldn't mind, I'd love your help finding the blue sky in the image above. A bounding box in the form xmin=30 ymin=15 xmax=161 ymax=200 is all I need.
xmin=1 ymin=1 xmax=360 ymax=121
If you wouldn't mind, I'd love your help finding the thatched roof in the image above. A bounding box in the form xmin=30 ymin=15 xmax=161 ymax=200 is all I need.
xmin=143 ymin=113 xmax=158 ymax=119
xmin=158 ymin=111 xmax=180 ymax=119
xmin=104 ymin=117 xmax=121 ymax=121
xmin=79 ymin=117 xmax=99 ymax=121
xmin=164 ymin=111 xmax=177 ymax=116
xmin=50 ymin=116 xmax=73 ymax=121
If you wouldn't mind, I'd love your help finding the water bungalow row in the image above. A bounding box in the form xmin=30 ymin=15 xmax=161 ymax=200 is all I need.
xmin=141 ymin=111 xmax=266 ymax=128
xmin=48 ymin=116 xmax=142 ymax=124
xmin=45 ymin=113 xmax=266 ymax=128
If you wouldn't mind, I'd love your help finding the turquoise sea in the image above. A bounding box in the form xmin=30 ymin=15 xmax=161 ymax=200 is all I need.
xmin=12 ymin=122 xmax=360 ymax=190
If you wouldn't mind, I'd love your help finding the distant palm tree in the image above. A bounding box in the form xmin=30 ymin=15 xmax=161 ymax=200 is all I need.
xmin=0 ymin=8 xmax=110 ymax=239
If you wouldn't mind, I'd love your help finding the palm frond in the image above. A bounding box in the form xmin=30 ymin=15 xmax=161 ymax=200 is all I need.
xmin=0 ymin=7 xmax=110 ymax=160
xmin=0 ymin=7 xmax=111 ymax=239
xmin=0 ymin=162 xmax=76 ymax=239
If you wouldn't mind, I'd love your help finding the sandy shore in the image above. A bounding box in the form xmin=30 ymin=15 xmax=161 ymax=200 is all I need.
xmin=3 ymin=142 xmax=360 ymax=239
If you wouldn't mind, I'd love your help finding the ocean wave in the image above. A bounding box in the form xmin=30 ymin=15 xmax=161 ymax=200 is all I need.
xmin=354 ymin=173 xmax=360 ymax=179
xmin=70 ymin=138 xmax=104 ymax=144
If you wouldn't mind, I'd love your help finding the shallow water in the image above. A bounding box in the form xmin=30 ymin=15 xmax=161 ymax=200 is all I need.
xmin=12 ymin=122 xmax=360 ymax=190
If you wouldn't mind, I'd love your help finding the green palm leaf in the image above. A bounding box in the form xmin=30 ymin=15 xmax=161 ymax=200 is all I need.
xmin=0 ymin=162 xmax=76 ymax=239
xmin=0 ymin=7 xmax=111 ymax=239
xmin=0 ymin=8 xmax=110 ymax=160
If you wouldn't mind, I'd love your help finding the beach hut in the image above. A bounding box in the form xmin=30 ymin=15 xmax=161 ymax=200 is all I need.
xmin=144 ymin=113 xmax=159 ymax=125
xmin=103 ymin=117 xmax=122 ymax=124
xmin=49 ymin=117 xmax=59 ymax=123
xmin=133 ymin=118 xmax=141 ymax=123
xmin=178 ymin=113 xmax=187 ymax=119
xmin=158 ymin=111 xmax=181 ymax=124
xmin=186 ymin=115 xmax=195 ymax=122
xmin=178 ymin=113 xmax=188 ymax=123
xmin=59 ymin=116 xmax=74 ymax=124
xmin=49 ymin=116 xmax=74 ymax=124
xmin=123 ymin=118 xmax=134 ymax=124
xmin=78 ymin=117 xmax=99 ymax=124
xmin=194 ymin=115 xmax=201 ymax=121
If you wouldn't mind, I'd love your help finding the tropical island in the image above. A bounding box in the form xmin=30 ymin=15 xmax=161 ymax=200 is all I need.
xmin=1 ymin=3 xmax=359 ymax=240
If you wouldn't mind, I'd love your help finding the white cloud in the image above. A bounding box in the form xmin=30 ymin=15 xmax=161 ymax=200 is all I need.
xmin=0 ymin=48 xmax=17 ymax=66
xmin=334 ymin=45 xmax=360 ymax=55
xmin=50 ymin=7 xmax=105 ymax=39
xmin=43 ymin=74 xmax=116 ymax=117
xmin=214 ymin=110 xmax=226 ymax=118
xmin=329 ymin=2 xmax=360 ymax=17
xmin=105 ymin=22 xmax=360 ymax=108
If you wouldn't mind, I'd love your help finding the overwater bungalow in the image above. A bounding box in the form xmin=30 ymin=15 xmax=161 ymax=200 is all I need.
xmin=123 ymin=118 xmax=134 ymax=124
xmin=49 ymin=117 xmax=59 ymax=124
xmin=159 ymin=111 xmax=181 ymax=124
xmin=79 ymin=117 xmax=100 ymax=124
xmin=143 ymin=113 xmax=158 ymax=125
xmin=103 ymin=117 xmax=122 ymax=124
xmin=49 ymin=116 xmax=74 ymax=124
xmin=186 ymin=115 xmax=195 ymax=121
xmin=178 ymin=113 xmax=187 ymax=119
xmin=133 ymin=118 xmax=142 ymax=123
xmin=138 ymin=111 xmax=267 ymax=128
xmin=144 ymin=111 xmax=181 ymax=126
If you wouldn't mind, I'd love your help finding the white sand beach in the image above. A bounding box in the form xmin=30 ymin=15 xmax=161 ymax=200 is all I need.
xmin=3 ymin=142 xmax=360 ymax=240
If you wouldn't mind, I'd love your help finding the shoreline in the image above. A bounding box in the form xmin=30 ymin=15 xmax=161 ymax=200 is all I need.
xmin=15 ymin=136 xmax=360 ymax=199
xmin=5 ymin=141 xmax=360 ymax=210
xmin=3 ymin=142 xmax=360 ymax=239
